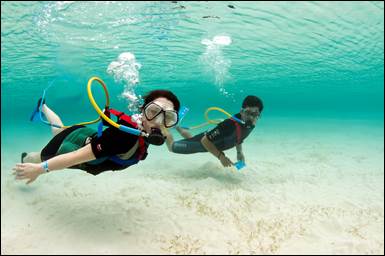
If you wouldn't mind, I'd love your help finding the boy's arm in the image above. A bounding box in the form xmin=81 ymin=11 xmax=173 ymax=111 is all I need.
xmin=236 ymin=143 xmax=245 ymax=162
xmin=236 ymin=143 xmax=243 ymax=153
xmin=201 ymin=135 xmax=233 ymax=167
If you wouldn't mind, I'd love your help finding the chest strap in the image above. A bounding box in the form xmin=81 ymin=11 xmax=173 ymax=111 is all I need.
xmin=96 ymin=109 xmax=147 ymax=166
xmin=230 ymin=118 xmax=242 ymax=145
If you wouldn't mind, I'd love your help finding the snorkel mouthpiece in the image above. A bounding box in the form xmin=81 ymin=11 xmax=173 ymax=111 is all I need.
xmin=147 ymin=127 xmax=166 ymax=145
xmin=245 ymin=120 xmax=253 ymax=128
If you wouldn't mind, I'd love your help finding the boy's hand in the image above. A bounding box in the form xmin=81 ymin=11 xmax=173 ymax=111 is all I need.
xmin=219 ymin=153 xmax=233 ymax=167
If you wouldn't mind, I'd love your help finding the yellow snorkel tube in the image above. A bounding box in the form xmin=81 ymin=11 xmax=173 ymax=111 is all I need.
xmin=87 ymin=77 xmax=149 ymax=137
xmin=34 ymin=77 xmax=241 ymax=138
xmin=205 ymin=107 xmax=244 ymax=125
xmin=34 ymin=79 xmax=102 ymax=129
xmin=34 ymin=76 xmax=148 ymax=137
xmin=180 ymin=106 xmax=244 ymax=130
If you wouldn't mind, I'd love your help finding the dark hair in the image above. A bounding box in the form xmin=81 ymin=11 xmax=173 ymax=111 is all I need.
xmin=242 ymin=95 xmax=264 ymax=112
xmin=141 ymin=90 xmax=180 ymax=112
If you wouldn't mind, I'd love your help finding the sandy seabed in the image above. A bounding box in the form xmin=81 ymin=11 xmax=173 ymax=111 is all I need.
xmin=1 ymin=122 xmax=384 ymax=254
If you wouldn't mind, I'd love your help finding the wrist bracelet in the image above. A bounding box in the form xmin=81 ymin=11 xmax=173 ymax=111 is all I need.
xmin=41 ymin=161 xmax=50 ymax=172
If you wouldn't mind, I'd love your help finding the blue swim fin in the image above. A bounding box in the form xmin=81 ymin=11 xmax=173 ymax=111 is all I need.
xmin=30 ymin=98 xmax=45 ymax=122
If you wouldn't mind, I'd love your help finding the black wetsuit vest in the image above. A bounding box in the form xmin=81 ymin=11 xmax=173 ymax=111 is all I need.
xmin=172 ymin=113 xmax=254 ymax=154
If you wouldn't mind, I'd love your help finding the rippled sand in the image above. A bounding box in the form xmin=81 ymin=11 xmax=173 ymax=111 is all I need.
xmin=2 ymin=121 xmax=383 ymax=254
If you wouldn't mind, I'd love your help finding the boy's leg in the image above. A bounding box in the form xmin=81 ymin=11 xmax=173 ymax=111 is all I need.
xmin=176 ymin=126 xmax=193 ymax=139
xmin=162 ymin=126 xmax=194 ymax=152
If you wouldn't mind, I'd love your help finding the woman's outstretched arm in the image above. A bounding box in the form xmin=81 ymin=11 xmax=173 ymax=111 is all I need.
xmin=13 ymin=144 xmax=96 ymax=184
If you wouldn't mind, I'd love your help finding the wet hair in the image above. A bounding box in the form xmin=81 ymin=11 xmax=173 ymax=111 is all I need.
xmin=141 ymin=90 xmax=180 ymax=112
xmin=242 ymin=95 xmax=264 ymax=112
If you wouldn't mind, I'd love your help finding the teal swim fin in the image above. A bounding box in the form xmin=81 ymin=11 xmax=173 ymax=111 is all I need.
xmin=234 ymin=161 xmax=246 ymax=170
xmin=178 ymin=106 xmax=189 ymax=123
xmin=30 ymin=98 xmax=45 ymax=122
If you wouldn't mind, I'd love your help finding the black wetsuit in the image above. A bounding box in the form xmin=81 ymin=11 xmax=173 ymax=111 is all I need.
xmin=172 ymin=113 xmax=254 ymax=154
xmin=41 ymin=121 xmax=148 ymax=175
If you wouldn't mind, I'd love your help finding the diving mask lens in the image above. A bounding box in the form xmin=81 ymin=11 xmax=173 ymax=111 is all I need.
xmin=164 ymin=111 xmax=178 ymax=128
xmin=144 ymin=103 xmax=162 ymax=120
xmin=144 ymin=102 xmax=178 ymax=128
xmin=242 ymin=109 xmax=260 ymax=118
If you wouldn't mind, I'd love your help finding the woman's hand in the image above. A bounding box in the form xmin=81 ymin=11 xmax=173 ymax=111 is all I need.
xmin=12 ymin=163 xmax=44 ymax=185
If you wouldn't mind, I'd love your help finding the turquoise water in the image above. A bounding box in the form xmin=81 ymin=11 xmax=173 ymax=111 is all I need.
xmin=2 ymin=0 xmax=384 ymax=163
xmin=1 ymin=1 xmax=384 ymax=254
xmin=2 ymin=1 xmax=384 ymax=124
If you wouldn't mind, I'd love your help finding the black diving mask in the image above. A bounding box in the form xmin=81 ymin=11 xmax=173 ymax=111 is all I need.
xmin=241 ymin=108 xmax=260 ymax=128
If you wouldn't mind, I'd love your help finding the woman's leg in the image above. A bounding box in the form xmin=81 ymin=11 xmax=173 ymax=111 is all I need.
xmin=21 ymin=104 xmax=65 ymax=164
xmin=22 ymin=152 xmax=42 ymax=163
xmin=41 ymin=104 xmax=65 ymax=136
